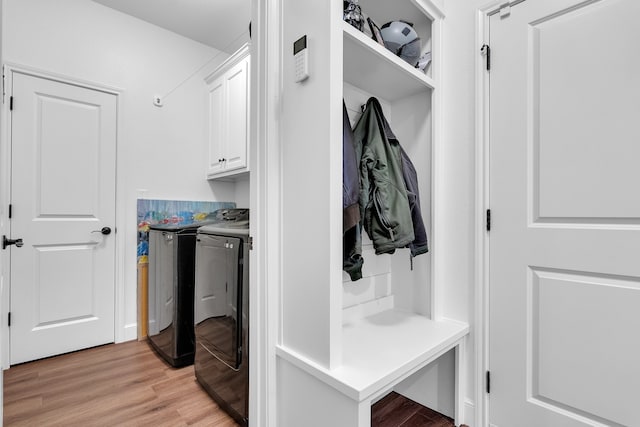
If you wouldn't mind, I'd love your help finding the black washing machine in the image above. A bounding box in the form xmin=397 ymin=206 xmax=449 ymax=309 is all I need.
xmin=194 ymin=208 xmax=249 ymax=426
xmin=147 ymin=219 xmax=216 ymax=367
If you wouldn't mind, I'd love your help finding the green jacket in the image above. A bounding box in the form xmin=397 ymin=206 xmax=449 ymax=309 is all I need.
xmin=354 ymin=97 xmax=414 ymax=255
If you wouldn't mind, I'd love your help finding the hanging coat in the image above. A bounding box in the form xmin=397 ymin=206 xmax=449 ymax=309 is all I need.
xmin=354 ymin=97 xmax=414 ymax=255
xmin=343 ymin=101 xmax=364 ymax=280
xmin=343 ymin=101 xmax=360 ymax=232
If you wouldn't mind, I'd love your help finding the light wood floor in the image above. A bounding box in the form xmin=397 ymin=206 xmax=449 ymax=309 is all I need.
xmin=3 ymin=340 xmax=240 ymax=427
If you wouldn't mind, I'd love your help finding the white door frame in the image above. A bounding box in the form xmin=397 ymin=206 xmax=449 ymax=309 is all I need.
xmin=249 ymin=0 xmax=281 ymax=425
xmin=474 ymin=1 xmax=508 ymax=426
xmin=0 ymin=64 xmax=126 ymax=369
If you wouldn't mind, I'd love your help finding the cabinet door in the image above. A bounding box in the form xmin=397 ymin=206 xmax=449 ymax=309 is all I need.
xmin=207 ymin=76 xmax=226 ymax=176
xmin=223 ymin=57 xmax=249 ymax=172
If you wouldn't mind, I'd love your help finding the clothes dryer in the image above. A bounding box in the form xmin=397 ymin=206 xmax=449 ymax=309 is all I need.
xmin=194 ymin=209 xmax=249 ymax=426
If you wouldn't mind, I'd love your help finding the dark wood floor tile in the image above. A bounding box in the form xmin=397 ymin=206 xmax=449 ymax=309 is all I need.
xmin=372 ymin=392 xmax=420 ymax=427
xmin=416 ymin=404 xmax=455 ymax=424
xmin=372 ymin=392 xmax=455 ymax=427
xmin=401 ymin=412 xmax=435 ymax=427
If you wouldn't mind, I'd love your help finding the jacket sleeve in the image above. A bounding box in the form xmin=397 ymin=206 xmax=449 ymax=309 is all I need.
xmin=400 ymin=145 xmax=429 ymax=256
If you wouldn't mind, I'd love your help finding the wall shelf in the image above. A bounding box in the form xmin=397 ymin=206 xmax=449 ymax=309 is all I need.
xmin=343 ymin=22 xmax=434 ymax=102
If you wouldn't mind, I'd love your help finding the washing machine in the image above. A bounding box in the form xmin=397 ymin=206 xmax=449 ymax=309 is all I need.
xmin=194 ymin=209 xmax=249 ymax=426
xmin=147 ymin=220 xmax=214 ymax=367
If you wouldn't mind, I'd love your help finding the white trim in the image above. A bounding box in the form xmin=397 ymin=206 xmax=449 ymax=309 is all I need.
xmin=2 ymin=66 xmax=17 ymax=369
xmin=412 ymin=0 xmax=446 ymax=20
xmin=204 ymin=42 xmax=251 ymax=84
xmin=464 ymin=398 xmax=476 ymax=426
xmin=2 ymin=62 xmax=123 ymax=96
xmin=430 ymin=1 xmax=445 ymax=322
xmin=1 ymin=62 xmax=11 ymax=369
xmin=454 ymin=336 xmax=466 ymax=425
xmin=249 ymin=0 xmax=282 ymax=425
xmin=475 ymin=2 xmax=502 ymax=427
xmin=0 ymin=64 xmax=126 ymax=365
xmin=121 ymin=323 xmax=137 ymax=342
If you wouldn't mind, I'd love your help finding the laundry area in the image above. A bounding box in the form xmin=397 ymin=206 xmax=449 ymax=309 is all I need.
xmin=1 ymin=0 xmax=639 ymax=426
xmin=143 ymin=205 xmax=250 ymax=425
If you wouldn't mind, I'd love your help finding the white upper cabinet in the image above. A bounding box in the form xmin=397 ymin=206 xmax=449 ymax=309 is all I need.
xmin=205 ymin=44 xmax=250 ymax=180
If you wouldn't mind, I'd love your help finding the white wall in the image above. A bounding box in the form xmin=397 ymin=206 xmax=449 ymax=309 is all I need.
xmin=235 ymin=175 xmax=251 ymax=208
xmin=279 ymin=0 xmax=342 ymax=368
xmin=1 ymin=0 xmax=239 ymax=341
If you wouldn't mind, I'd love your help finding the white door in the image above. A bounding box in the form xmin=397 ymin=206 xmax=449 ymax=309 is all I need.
xmin=489 ymin=1 xmax=640 ymax=426
xmin=9 ymin=71 xmax=117 ymax=365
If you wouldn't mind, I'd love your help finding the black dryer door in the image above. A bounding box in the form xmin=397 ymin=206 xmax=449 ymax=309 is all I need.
xmin=195 ymin=234 xmax=243 ymax=369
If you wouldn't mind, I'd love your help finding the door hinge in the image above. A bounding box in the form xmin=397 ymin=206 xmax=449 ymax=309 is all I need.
xmin=8 ymin=204 xmax=12 ymax=219
xmin=9 ymin=96 xmax=14 ymax=111
xmin=481 ymin=44 xmax=491 ymax=71
xmin=499 ymin=2 xmax=511 ymax=17
xmin=248 ymin=236 xmax=253 ymax=251
xmin=486 ymin=370 xmax=491 ymax=393
xmin=8 ymin=312 xmax=11 ymax=327
xmin=486 ymin=209 xmax=491 ymax=232
xmin=488 ymin=0 xmax=526 ymax=17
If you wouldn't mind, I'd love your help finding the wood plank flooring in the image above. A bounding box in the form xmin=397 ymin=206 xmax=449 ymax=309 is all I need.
xmin=3 ymin=340 xmax=240 ymax=427
xmin=371 ymin=392 xmax=457 ymax=427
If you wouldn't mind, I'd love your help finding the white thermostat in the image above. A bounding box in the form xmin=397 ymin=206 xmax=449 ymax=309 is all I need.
xmin=294 ymin=35 xmax=309 ymax=83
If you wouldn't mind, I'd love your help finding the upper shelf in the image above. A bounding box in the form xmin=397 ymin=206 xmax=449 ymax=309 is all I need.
xmin=342 ymin=22 xmax=435 ymax=102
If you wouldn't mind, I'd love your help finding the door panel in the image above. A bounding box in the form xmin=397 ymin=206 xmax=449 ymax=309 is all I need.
xmin=531 ymin=0 xmax=640 ymax=222
xmin=10 ymin=71 xmax=117 ymax=365
xmin=37 ymin=95 xmax=100 ymax=216
xmin=35 ymin=245 xmax=95 ymax=324
xmin=489 ymin=1 xmax=640 ymax=426
xmin=530 ymin=268 xmax=640 ymax=424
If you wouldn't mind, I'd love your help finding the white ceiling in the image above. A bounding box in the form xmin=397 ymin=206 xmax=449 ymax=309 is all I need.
xmin=93 ymin=0 xmax=251 ymax=53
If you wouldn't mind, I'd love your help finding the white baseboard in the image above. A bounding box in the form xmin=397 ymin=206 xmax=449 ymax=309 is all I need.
xmin=119 ymin=323 xmax=138 ymax=343
xmin=463 ymin=398 xmax=475 ymax=426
